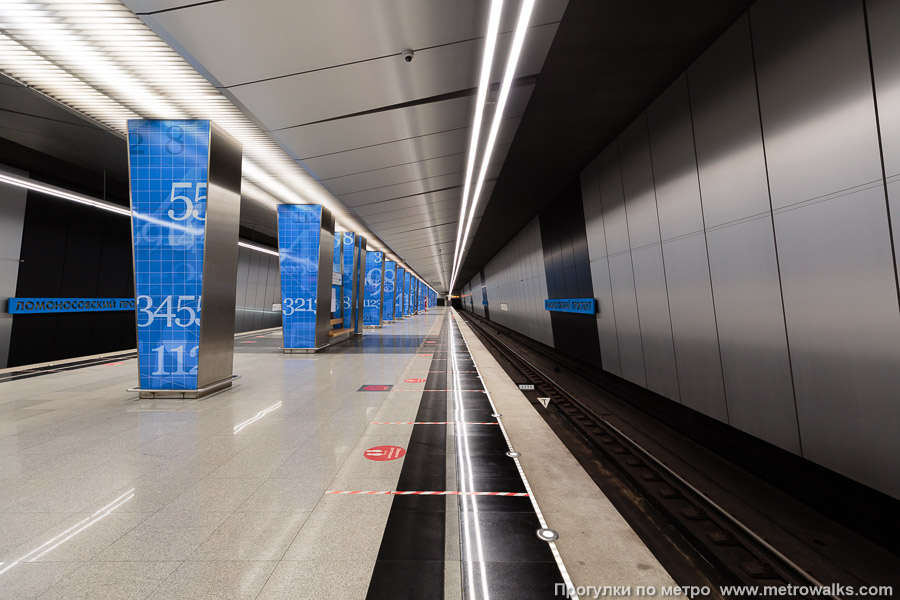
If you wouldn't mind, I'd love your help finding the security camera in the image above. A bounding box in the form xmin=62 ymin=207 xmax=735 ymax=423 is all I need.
xmin=402 ymin=49 xmax=414 ymax=63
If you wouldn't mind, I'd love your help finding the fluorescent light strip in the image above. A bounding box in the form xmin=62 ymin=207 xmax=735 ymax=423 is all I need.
xmin=0 ymin=169 xmax=281 ymax=257
xmin=450 ymin=0 xmax=537 ymax=292
xmin=237 ymin=241 xmax=279 ymax=257
xmin=451 ymin=0 xmax=505 ymax=278
xmin=0 ymin=170 xmax=130 ymax=216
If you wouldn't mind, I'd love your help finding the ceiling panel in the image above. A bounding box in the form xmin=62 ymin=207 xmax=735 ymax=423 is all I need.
xmin=339 ymin=163 xmax=503 ymax=208
xmin=227 ymin=24 xmax=557 ymax=131
xmin=275 ymin=88 xmax=533 ymax=160
xmin=304 ymin=114 xmax=522 ymax=180
xmin=353 ymin=187 xmax=464 ymax=217
xmin=323 ymin=142 xmax=511 ymax=197
xmin=141 ymin=0 xmax=567 ymax=87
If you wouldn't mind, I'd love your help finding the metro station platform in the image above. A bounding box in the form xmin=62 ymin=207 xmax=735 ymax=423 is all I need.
xmin=0 ymin=307 xmax=670 ymax=599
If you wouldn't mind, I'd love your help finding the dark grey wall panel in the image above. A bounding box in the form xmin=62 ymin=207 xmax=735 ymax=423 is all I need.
xmin=647 ymin=75 xmax=706 ymax=240
xmin=689 ymin=15 xmax=799 ymax=452
xmin=752 ymin=0 xmax=883 ymax=208
xmin=581 ymin=158 xmax=621 ymax=376
xmin=706 ymin=219 xmax=800 ymax=452
xmin=648 ymin=75 xmax=727 ymax=420
xmin=599 ymin=145 xmax=645 ymax=385
xmin=660 ymin=235 xmax=726 ymax=419
xmin=234 ymin=246 xmax=281 ymax=333
xmin=630 ymin=245 xmax=680 ymax=401
xmin=753 ymin=0 xmax=900 ymax=496
xmin=620 ymin=117 xmax=680 ymax=401
xmin=689 ymin=15 xmax=774 ymax=228
xmin=772 ymin=186 xmax=900 ymax=495
xmin=620 ymin=118 xmax=663 ymax=249
xmin=867 ymin=0 xmax=900 ymax=286
xmin=607 ymin=254 xmax=645 ymax=386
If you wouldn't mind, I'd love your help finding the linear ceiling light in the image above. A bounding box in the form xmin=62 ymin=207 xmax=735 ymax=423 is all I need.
xmin=449 ymin=0 xmax=537 ymax=292
xmin=450 ymin=0 xmax=505 ymax=284
xmin=0 ymin=169 xmax=280 ymax=257
xmin=0 ymin=1 xmax=426 ymax=282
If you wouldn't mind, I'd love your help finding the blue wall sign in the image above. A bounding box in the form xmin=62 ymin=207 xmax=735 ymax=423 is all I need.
xmin=364 ymin=251 xmax=383 ymax=326
xmin=383 ymin=261 xmax=395 ymax=321
xmin=128 ymin=119 xmax=210 ymax=390
xmin=544 ymin=298 xmax=597 ymax=314
xmin=8 ymin=298 xmax=135 ymax=315
xmin=278 ymin=204 xmax=324 ymax=349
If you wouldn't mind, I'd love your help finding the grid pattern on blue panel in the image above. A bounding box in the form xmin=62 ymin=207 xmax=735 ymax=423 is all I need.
xmin=404 ymin=271 xmax=411 ymax=316
xmin=394 ymin=268 xmax=404 ymax=319
xmin=331 ymin=234 xmax=341 ymax=321
xmin=363 ymin=251 xmax=383 ymax=325
xmin=128 ymin=119 xmax=209 ymax=390
xmin=418 ymin=280 xmax=425 ymax=312
xmin=278 ymin=205 xmax=322 ymax=349
xmin=383 ymin=261 xmax=395 ymax=321
xmin=341 ymin=232 xmax=355 ymax=328
xmin=355 ymin=239 xmax=366 ymax=334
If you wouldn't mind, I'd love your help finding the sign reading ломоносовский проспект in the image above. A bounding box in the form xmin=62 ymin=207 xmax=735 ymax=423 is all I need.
xmin=7 ymin=298 xmax=136 ymax=314
xmin=544 ymin=298 xmax=597 ymax=315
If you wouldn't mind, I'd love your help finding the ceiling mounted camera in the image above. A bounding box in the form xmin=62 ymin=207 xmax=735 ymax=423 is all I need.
xmin=402 ymin=49 xmax=414 ymax=63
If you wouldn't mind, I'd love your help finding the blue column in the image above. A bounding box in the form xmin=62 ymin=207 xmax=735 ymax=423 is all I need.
xmin=341 ymin=232 xmax=354 ymax=331
xmin=383 ymin=261 xmax=396 ymax=323
xmin=363 ymin=251 xmax=383 ymax=326
xmin=404 ymin=271 xmax=412 ymax=316
xmin=128 ymin=119 xmax=241 ymax=396
xmin=395 ymin=267 xmax=405 ymax=320
xmin=277 ymin=204 xmax=334 ymax=350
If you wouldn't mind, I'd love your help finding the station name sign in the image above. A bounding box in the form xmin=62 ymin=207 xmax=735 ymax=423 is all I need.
xmin=544 ymin=298 xmax=596 ymax=315
xmin=8 ymin=297 xmax=136 ymax=315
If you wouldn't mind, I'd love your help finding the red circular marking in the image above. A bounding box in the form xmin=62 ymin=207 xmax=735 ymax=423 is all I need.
xmin=364 ymin=445 xmax=406 ymax=461
xmin=405 ymin=378 xmax=425 ymax=383
xmin=362 ymin=385 xmax=391 ymax=391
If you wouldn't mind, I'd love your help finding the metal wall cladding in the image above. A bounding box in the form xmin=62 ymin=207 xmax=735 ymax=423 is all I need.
xmin=234 ymin=248 xmax=281 ymax=333
xmin=690 ymin=15 xmax=799 ymax=452
xmin=647 ymin=75 xmax=727 ymax=420
xmin=580 ymin=159 xmax=621 ymax=376
xmin=0 ymin=169 xmax=27 ymax=368
xmin=867 ymin=0 xmax=900 ymax=285
xmin=619 ymin=117 xmax=680 ymax=402
xmin=598 ymin=145 xmax=645 ymax=385
xmin=470 ymin=270 xmax=484 ymax=317
xmin=563 ymin=0 xmax=900 ymax=497
xmin=481 ymin=217 xmax=554 ymax=347
xmin=752 ymin=0 xmax=900 ymax=497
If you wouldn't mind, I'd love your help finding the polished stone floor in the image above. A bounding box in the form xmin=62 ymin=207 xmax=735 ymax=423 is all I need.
xmin=0 ymin=307 xmax=671 ymax=599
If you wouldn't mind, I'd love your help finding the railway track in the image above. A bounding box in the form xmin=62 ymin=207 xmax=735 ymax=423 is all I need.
xmin=461 ymin=311 xmax=839 ymax=600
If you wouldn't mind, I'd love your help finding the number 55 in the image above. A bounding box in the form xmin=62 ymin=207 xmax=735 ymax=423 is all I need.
xmin=168 ymin=183 xmax=207 ymax=221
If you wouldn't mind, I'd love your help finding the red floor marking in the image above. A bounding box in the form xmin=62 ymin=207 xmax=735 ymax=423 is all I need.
xmin=239 ymin=341 xmax=256 ymax=344
xmin=364 ymin=445 xmax=406 ymax=461
xmin=327 ymin=490 xmax=529 ymax=496
xmin=404 ymin=378 xmax=425 ymax=383
xmin=105 ymin=362 xmax=124 ymax=366
xmin=359 ymin=385 xmax=392 ymax=392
